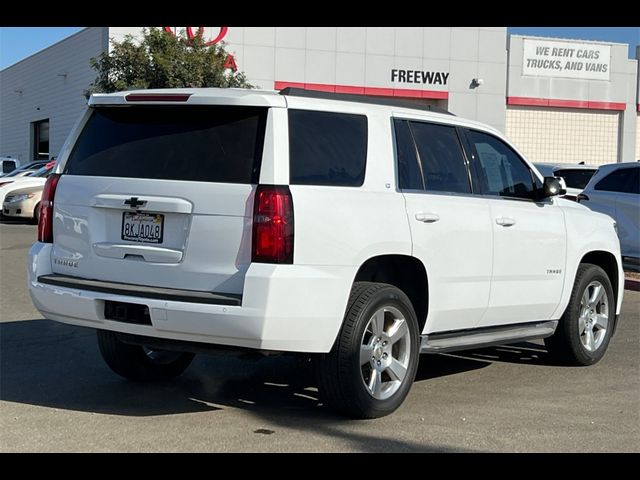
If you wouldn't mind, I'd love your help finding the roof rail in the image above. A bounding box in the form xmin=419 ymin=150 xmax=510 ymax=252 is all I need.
xmin=278 ymin=87 xmax=454 ymax=115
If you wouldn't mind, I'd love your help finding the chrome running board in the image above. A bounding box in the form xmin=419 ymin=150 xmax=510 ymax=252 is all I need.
xmin=420 ymin=320 xmax=558 ymax=353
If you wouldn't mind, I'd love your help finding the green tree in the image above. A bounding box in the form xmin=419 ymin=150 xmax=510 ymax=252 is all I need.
xmin=85 ymin=27 xmax=252 ymax=96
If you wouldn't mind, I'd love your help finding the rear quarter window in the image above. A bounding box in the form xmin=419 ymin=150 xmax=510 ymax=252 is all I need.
xmin=595 ymin=167 xmax=639 ymax=194
xmin=288 ymin=109 xmax=367 ymax=187
xmin=64 ymin=106 xmax=267 ymax=184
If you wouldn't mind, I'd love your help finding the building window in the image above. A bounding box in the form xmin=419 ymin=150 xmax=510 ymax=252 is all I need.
xmin=32 ymin=119 xmax=50 ymax=160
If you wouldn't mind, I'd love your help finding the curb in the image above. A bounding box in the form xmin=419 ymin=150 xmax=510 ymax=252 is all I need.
xmin=624 ymin=278 xmax=640 ymax=292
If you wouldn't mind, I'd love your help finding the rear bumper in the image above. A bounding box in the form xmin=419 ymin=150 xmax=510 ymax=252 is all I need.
xmin=37 ymin=274 xmax=242 ymax=306
xmin=27 ymin=242 xmax=355 ymax=353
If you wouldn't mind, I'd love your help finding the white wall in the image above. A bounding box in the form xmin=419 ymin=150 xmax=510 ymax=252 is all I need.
xmin=224 ymin=27 xmax=508 ymax=132
xmin=108 ymin=27 xmax=146 ymax=49
xmin=620 ymin=57 xmax=638 ymax=161
xmin=0 ymin=27 xmax=107 ymax=162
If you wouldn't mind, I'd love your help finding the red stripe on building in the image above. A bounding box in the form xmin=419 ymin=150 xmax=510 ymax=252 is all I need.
xmin=335 ymin=85 xmax=365 ymax=95
xmin=507 ymin=96 xmax=626 ymax=111
xmin=507 ymin=96 xmax=548 ymax=107
xmin=586 ymin=101 xmax=626 ymax=111
xmin=363 ymin=86 xmax=394 ymax=96
xmin=548 ymin=99 xmax=590 ymax=109
xmin=275 ymin=81 xmax=448 ymax=100
xmin=274 ymin=81 xmax=305 ymax=90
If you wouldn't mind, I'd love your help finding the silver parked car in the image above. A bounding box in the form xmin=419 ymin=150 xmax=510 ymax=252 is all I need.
xmin=578 ymin=162 xmax=639 ymax=261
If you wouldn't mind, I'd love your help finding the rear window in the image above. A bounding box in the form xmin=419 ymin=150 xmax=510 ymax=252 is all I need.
xmin=289 ymin=109 xmax=367 ymax=187
xmin=64 ymin=106 xmax=267 ymax=184
xmin=595 ymin=167 xmax=639 ymax=194
xmin=554 ymin=169 xmax=596 ymax=189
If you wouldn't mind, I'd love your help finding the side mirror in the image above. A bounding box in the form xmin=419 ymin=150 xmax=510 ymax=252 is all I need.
xmin=542 ymin=176 xmax=566 ymax=198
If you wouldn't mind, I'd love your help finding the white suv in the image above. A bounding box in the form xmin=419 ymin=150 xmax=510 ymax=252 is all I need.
xmin=28 ymin=88 xmax=624 ymax=418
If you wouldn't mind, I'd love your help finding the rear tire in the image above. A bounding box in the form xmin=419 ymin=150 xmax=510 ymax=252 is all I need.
xmin=316 ymin=282 xmax=420 ymax=419
xmin=97 ymin=330 xmax=194 ymax=382
xmin=544 ymin=263 xmax=615 ymax=366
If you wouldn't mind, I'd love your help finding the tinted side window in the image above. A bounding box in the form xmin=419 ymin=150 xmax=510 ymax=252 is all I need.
xmin=289 ymin=110 xmax=367 ymax=187
xmin=627 ymin=168 xmax=640 ymax=194
xmin=595 ymin=167 xmax=639 ymax=194
xmin=393 ymin=119 xmax=423 ymax=190
xmin=467 ymin=130 xmax=535 ymax=199
xmin=408 ymin=121 xmax=471 ymax=194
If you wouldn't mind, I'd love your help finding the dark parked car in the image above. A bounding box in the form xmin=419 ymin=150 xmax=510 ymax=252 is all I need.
xmin=534 ymin=163 xmax=598 ymax=201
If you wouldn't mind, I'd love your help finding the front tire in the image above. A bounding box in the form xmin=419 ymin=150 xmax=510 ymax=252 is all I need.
xmin=31 ymin=202 xmax=40 ymax=225
xmin=317 ymin=282 xmax=420 ymax=419
xmin=97 ymin=330 xmax=194 ymax=382
xmin=545 ymin=263 xmax=615 ymax=366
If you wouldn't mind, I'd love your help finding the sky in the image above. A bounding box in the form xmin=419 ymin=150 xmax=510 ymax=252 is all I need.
xmin=0 ymin=27 xmax=638 ymax=70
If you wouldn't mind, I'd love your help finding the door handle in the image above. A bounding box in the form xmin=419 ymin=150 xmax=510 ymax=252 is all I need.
xmin=415 ymin=212 xmax=440 ymax=223
xmin=495 ymin=216 xmax=516 ymax=227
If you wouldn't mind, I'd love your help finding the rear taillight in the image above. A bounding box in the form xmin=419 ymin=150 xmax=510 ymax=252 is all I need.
xmin=252 ymin=185 xmax=294 ymax=264
xmin=37 ymin=173 xmax=61 ymax=243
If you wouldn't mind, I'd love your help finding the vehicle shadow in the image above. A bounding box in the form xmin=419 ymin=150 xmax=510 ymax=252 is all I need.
xmin=0 ymin=216 xmax=33 ymax=225
xmin=436 ymin=342 xmax=557 ymax=368
xmin=1 ymin=318 xmax=558 ymax=420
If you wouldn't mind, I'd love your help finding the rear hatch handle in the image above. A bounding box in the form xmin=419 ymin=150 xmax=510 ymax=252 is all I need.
xmin=93 ymin=194 xmax=193 ymax=214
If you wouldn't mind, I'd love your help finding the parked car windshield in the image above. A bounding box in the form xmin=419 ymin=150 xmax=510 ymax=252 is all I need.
xmin=3 ymin=169 xmax=33 ymax=178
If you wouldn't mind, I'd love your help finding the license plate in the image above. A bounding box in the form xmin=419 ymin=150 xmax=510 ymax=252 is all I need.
xmin=121 ymin=212 xmax=164 ymax=244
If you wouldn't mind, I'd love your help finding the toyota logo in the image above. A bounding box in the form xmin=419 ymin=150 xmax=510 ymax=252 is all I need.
xmin=163 ymin=27 xmax=228 ymax=46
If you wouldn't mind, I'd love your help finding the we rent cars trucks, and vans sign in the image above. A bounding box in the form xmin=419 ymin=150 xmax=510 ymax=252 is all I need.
xmin=522 ymin=38 xmax=611 ymax=81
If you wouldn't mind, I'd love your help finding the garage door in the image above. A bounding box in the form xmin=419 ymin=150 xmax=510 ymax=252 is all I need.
xmin=506 ymin=106 xmax=620 ymax=166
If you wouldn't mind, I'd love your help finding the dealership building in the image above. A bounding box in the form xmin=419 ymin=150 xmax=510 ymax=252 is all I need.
xmin=1 ymin=27 xmax=639 ymax=165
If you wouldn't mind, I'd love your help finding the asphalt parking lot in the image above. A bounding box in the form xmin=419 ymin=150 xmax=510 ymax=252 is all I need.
xmin=1 ymin=220 xmax=638 ymax=452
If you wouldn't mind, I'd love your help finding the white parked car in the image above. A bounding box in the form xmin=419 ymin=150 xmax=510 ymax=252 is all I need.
xmin=3 ymin=184 xmax=44 ymax=222
xmin=28 ymin=88 xmax=624 ymax=418
xmin=0 ymin=163 xmax=53 ymax=209
xmin=534 ymin=162 xmax=598 ymax=201
xmin=577 ymin=162 xmax=639 ymax=260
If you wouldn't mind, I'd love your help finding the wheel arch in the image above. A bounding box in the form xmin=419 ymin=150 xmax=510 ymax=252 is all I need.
xmin=580 ymin=250 xmax=619 ymax=309
xmin=352 ymin=254 xmax=429 ymax=333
